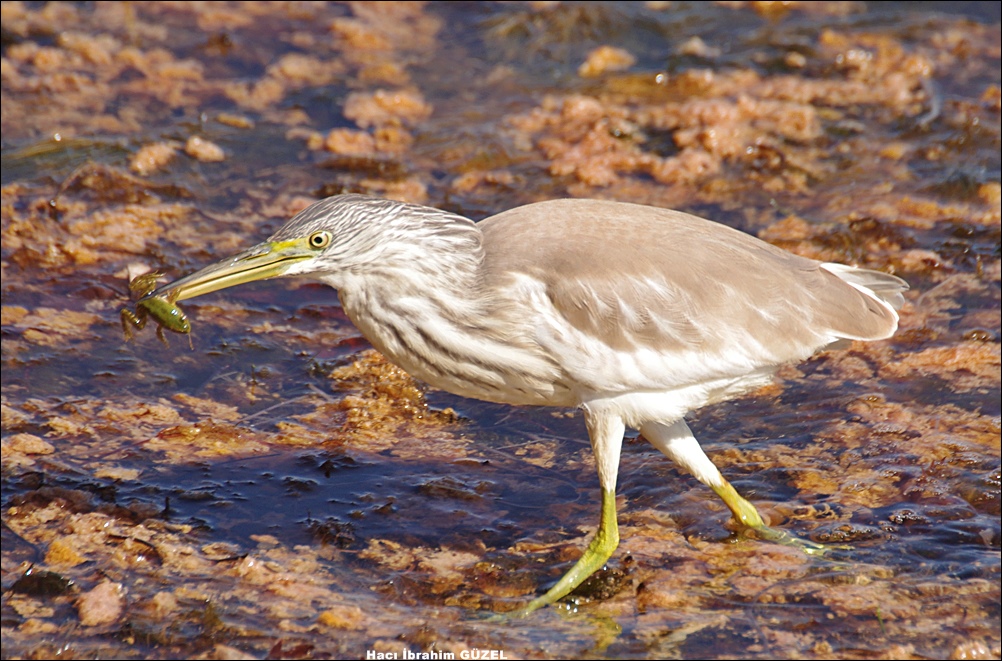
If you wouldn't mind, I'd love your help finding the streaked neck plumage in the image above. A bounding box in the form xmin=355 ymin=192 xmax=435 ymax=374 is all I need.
xmin=304 ymin=197 xmax=566 ymax=406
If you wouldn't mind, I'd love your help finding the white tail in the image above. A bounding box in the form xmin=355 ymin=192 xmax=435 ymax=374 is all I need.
xmin=821 ymin=263 xmax=908 ymax=312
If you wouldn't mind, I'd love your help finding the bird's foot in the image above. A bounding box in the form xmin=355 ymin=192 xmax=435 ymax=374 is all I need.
xmin=489 ymin=488 xmax=620 ymax=619
xmin=711 ymin=481 xmax=851 ymax=557
xmin=743 ymin=523 xmax=844 ymax=556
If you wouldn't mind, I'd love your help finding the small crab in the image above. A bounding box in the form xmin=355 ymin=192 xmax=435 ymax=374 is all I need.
xmin=120 ymin=271 xmax=192 ymax=348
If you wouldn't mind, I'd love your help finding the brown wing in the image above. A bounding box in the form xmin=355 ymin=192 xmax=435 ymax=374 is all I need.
xmin=479 ymin=199 xmax=900 ymax=371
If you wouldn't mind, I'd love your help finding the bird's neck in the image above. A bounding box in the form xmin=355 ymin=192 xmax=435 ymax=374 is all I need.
xmin=332 ymin=251 xmax=566 ymax=406
xmin=333 ymin=252 xmax=489 ymax=387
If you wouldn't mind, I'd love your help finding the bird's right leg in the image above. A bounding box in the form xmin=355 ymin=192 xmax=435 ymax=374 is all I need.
xmin=509 ymin=410 xmax=625 ymax=617
xmin=640 ymin=420 xmax=825 ymax=554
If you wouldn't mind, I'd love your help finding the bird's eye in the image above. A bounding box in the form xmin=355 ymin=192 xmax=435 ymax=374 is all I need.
xmin=308 ymin=231 xmax=332 ymax=249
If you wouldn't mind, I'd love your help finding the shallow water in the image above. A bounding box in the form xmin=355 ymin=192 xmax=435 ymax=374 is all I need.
xmin=2 ymin=2 xmax=999 ymax=659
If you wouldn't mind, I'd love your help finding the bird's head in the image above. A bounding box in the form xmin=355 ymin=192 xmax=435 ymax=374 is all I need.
xmin=150 ymin=194 xmax=482 ymax=303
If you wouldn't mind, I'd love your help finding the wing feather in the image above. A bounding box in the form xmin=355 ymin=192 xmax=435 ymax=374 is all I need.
xmin=479 ymin=199 xmax=903 ymax=392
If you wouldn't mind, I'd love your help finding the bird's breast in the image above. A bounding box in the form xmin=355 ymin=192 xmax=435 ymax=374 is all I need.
xmin=336 ymin=281 xmax=576 ymax=408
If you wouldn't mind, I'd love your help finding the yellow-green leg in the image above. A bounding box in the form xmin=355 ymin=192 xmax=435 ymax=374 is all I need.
xmin=641 ymin=419 xmax=827 ymax=555
xmin=510 ymin=488 xmax=619 ymax=617
xmin=710 ymin=480 xmax=826 ymax=555
xmin=508 ymin=409 xmax=625 ymax=617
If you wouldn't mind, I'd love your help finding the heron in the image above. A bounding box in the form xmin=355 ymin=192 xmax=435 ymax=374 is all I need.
xmin=146 ymin=194 xmax=907 ymax=615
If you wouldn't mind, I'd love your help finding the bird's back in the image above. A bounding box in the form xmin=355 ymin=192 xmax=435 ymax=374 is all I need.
xmin=478 ymin=199 xmax=905 ymax=398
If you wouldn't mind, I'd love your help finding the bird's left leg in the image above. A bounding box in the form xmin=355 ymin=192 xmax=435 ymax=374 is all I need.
xmin=510 ymin=410 xmax=625 ymax=617
xmin=640 ymin=420 xmax=824 ymax=554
